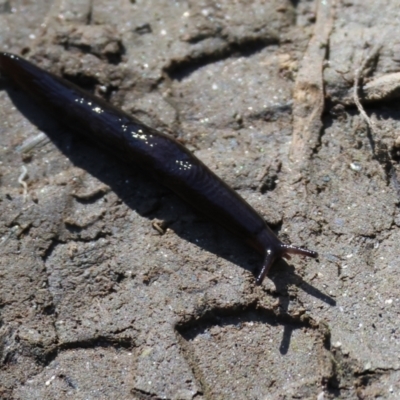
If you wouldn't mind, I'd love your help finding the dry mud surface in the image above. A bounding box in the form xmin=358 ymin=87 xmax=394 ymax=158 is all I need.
xmin=1 ymin=1 xmax=400 ymax=399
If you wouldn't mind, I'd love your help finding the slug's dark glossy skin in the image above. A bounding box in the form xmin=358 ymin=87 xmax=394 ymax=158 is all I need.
xmin=0 ymin=52 xmax=317 ymax=284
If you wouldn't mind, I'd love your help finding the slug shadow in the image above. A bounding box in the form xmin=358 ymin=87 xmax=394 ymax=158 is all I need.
xmin=267 ymin=259 xmax=336 ymax=354
xmin=2 ymin=83 xmax=335 ymax=327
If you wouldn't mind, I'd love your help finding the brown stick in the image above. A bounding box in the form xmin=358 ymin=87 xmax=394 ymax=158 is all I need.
xmin=289 ymin=0 xmax=336 ymax=167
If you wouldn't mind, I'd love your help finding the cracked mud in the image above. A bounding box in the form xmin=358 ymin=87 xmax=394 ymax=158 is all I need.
xmin=1 ymin=1 xmax=400 ymax=399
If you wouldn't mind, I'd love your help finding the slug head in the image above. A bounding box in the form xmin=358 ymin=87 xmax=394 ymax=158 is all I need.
xmin=256 ymin=243 xmax=318 ymax=285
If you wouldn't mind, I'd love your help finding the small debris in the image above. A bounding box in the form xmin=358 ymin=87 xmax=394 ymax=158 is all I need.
xmin=350 ymin=162 xmax=362 ymax=172
xmin=45 ymin=375 xmax=56 ymax=386
xmin=317 ymin=391 xmax=325 ymax=400
xmin=17 ymin=165 xmax=28 ymax=201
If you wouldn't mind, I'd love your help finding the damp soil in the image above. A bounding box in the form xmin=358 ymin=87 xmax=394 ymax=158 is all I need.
xmin=1 ymin=1 xmax=400 ymax=399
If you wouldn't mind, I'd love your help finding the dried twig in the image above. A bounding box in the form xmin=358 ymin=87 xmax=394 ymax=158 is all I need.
xmin=352 ymin=43 xmax=383 ymax=133
xmin=289 ymin=0 xmax=336 ymax=167
xmin=18 ymin=165 xmax=29 ymax=201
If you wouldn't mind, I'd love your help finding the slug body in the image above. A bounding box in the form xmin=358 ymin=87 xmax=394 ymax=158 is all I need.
xmin=0 ymin=52 xmax=317 ymax=284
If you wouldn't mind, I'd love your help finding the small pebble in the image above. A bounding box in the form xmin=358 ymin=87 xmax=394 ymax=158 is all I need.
xmin=350 ymin=162 xmax=362 ymax=171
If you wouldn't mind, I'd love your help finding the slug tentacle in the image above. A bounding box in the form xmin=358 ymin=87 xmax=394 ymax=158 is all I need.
xmin=0 ymin=51 xmax=318 ymax=285
xmin=256 ymin=249 xmax=279 ymax=285
xmin=256 ymin=245 xmax=317 ymax=285
xmin=282 ymin=244 xmax=318 ymax=258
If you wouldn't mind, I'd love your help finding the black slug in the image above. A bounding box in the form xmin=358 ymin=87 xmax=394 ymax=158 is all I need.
xmin=0 ymin=52 xmax=317 ymax=284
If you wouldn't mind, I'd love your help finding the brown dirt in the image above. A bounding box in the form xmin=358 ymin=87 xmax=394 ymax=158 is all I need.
xmin=1 ymin=1 xmax=400 ymax=399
